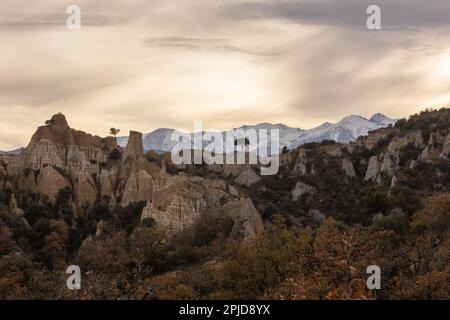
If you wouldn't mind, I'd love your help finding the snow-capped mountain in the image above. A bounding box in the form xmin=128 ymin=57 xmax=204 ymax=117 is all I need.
xmin=117 ymin=128 xmax=196 ymax=153
xmin=370 ymin=113 xmax=396 ymax=127
xmin=118 ymin=124 xmax=304 ymax=153
xmin=0 ymin=148 xmax=24 ymax=155
xmin=117 ymin=113 xmax=396 ymax=153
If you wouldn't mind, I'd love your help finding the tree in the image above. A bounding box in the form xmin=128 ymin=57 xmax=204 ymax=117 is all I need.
xmin=110 ymin=128 xmax=120 ymax=141
xmin=217 ymin=215 xmax=313 ymax=299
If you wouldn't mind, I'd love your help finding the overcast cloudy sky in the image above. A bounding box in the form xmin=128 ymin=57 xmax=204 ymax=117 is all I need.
xmin=1 ymin=0 xmax=450 ymax=149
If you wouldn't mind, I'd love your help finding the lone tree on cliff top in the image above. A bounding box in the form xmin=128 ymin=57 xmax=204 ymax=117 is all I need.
xmin=110 ymin=128 xmax=120 ymax=141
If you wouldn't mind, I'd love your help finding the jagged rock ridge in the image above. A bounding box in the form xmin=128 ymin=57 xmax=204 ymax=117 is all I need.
xmin=0 ymin=113 xmax=264 ymax=239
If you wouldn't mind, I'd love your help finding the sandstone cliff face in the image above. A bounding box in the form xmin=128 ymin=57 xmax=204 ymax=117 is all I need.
xmin=420 ymin=132 xmax=447 ymax=162
xmin=284 ymin=149 xmax=308 ymax=175
xmin=141 ymin=166 xmax=264 ymax=239
xmin=219 ymin=197 xmax=264 ymax=239
xmin=365 ymin=156 xmax=381 ymax=181
xmin=359 ymin=127 xmax=395 ymax=150
xmin=0 ymin=114 xmax=262 ymax=239
xmin=363 ymin=131 xmax=428 ymax=182
xmin=0 ymin=114 xmax=117 ymax=204
xmin=342 ymin=158 xmax=356 ymax=178
xmin=35 ymin=165 xmax=71 ymax=200
xmin=440 ymin=134 xmax=450 ymax=159
xmin=25 ymin=114 xmax=115 ymax=174
xmin=234 ymin=169 xmax=261 ymax=187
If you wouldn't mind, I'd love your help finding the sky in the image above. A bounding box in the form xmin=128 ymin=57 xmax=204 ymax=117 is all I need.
xmin=1 ymin=0 xmax=450 ymax=150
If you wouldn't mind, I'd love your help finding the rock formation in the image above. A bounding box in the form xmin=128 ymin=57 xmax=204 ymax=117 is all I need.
xmin=342 ymin=158 xmax=356 ymax=178
xmin=440 ymin=134 xmax=450 ymax=159
xmin=292 ymin=182 xmax=316 ymax=201
xmin=141 ymin=166 xmax=264 ymax=239
xmin=0 ymin=113 xmax=266 ymax=239
xmin=365 ymin=156 xmax=381 ymax=181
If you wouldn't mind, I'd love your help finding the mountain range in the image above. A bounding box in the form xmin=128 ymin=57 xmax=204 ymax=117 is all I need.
xmin=0 ymin=148 xmax=24 ymax=155
xmin=1 ymin=108 xmax=449 ymax=300
xmin=116 ymin=113 xmax=396 ymax=153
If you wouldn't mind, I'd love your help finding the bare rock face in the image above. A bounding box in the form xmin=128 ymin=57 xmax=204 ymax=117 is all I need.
xmin=234 ymin=169 xmax=261 ymax=187
xmin=223 ymin=162 xmax=252 ymax=178
xmin=293 ymin=149 xmax=308 ymax=175
xmin=36 ymin=165 xmax=71 ymax=200
xmin=141 ymin=173 xmax=206 ymax=233
xmin=365 ymin=156 xmax=381 ymax=181
xmin=122 ymin=131 xmax=143 ymax=162
xmin=228 ymin=185 xmax=239 ymax=197
xmin=121 ymin=168 xmax=154 ymax=206
xmin=280 ymin=148 xmax=308 ymax=175
xmin=292 ymin=182 xmax=316 ymax=201
xmin=73 ymin=171 xmax=97 ymax=204
xmin=141 ymin=168 xmax=264 ymax=238
xmin=0 ymin=113 xmax=121 ymax=211
xmin=0 ymin=154 xmax=26 ymax=176
xmin=19 ymin=171 xmax=37 ymax=193
xmin=390 ymin=175 xmax=397 ymax=188
xmin=360 ymin=128 xmax=395 ymax=150
xmin=16 ymin=114 xmax=117 ymax=203
xmin=144 ymin=195 xmax=204 ymax=232
xmin=2 ymin=113 xmax=265 ymax=241
xmin=219 ymin=197 xmax=264 ymax=239
xmin=378 ymin=133 xmax=424 ymax=178
xmin=380 ymin=152 xmax=399 ymax=177
xmin=99 ymin=168 xmax=117 ymax=201
xmin=420 ymin=132 xmax=446 ymax=162
xmin=119 ymin=134 xmax=162 ymax=205
xmin=342 ymin=158 xmax=356 ymax=178
xmin=8 ymin=193 xmax=24 ymax=216
xmin=440 ymin=134 xmax=450 ymax=159
xmin=0 ymin=163 xmax=5 ymax=176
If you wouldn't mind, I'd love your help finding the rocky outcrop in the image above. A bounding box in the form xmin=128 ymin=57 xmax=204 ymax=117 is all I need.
xmin=141 ymin=172 xmax=207 ymax=233
xmin=35 ymin=165 xmax=71 ymax=200
xmin=2 ymin=114 xmax=117 ymax=204
xmin=360 ymin=128 xmax=395 ymax=150
xmin=289 ymin=149 xmax=308 ymax=175
xmin=219 ymin=197 xmax=264 ymax=239
xmin=234 ymin=169 xmax=261 ymax=187
xmin=141 ymin=167 xmax=264 ymax=238
xmin=73 ymin=171 xmax=97 ymax=204
xmin=99 ymin=168 xmax=117 ymax=201
xmin=390 ymin=175 xmax=397 ymax=188
xmin=365 ymin=156 xmax=380 ymax=181
xmin=380 ymin=152 xmax=398 ymax=177
xmin=25 ymin=114 xmax=114 ymax=174
xmin=420 ymin=133 xmax=446 ymax=162
xmin=121 ymin=167 xmax=154 ymax=206
xmin=141 ymin=194 xmax=204 ymax=233
xmin=122 ymin=131 xmax=143 ymax=163
xmin=8 ymin=193 xmax=23 ymax=216
xmin=440 ymin=134 xmax=450 ymax=159
xmin=292 ymin=182 xmax=316 ymax=201
xmin=342 ymin=158 xmax=356 ymax=177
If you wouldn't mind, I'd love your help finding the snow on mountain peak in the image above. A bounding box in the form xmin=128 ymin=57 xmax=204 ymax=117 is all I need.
xmin=117 ymin=113 xmax=396 ymax=153
xmin=369 ymin=113 xmax=396 ymax=127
